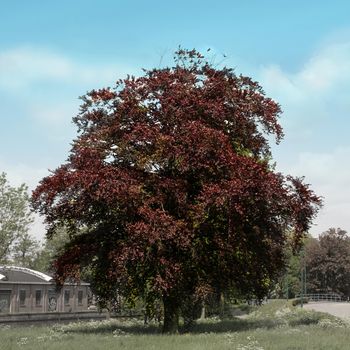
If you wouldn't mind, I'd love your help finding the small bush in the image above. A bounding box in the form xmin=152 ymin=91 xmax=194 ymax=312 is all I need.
xmin=288 ymin=310 xmax=324 ymax=326
xmin=291 ymin=297 xmax=309 ymax=306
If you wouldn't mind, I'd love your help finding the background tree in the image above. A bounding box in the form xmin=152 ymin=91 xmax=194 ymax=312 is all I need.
xmin=11 ymin=232 xmax=39 ymax=268
xmin=0 ymin=172 xmax=34 ymax=264
xmin=32 ymin=49 xmax=321 ymax=333
xmin=273 ymin=234 xmax=314 ymax=299
xmin=275 ymin=249 xmax=302 ymax=299
xmin=304 ymin=228 xmax=350 ymax=297
xmin=31 ymin=227 xmax=70 ymax=273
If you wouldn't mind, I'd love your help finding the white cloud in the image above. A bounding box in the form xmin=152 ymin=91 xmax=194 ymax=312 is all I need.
xmin=0 ymin=47 xmax=72 ymax=89
xmin=261 ymin=41 xmax=350 ymax=93
xmin=287 ymin=148 xmax=350 ymax=190
xmin=258 ymin=39 xmax=350 ymax=235
xmin=260 ymin=40 xmax=350 ymax=125
xmin=298 ymin=42 xmax=350 ymax=91
xmin=0 ymin=161 xmax=49 ymax=190
xmin=30 ymin=214 xmax=46 ymax=243
xmin=0 ymin=45 xmax=139 ymax=128
xmin=277 ymin=148 xmax=350 ymax=235
xmin=29 ymin=102 xmax=78 ymax=125
xmin=0 ymin=46 xmax=136 ymax=90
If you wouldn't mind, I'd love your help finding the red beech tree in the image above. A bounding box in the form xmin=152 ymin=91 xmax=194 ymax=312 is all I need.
xmin=32 ymin=49 xmax=321 ymax=333
xmin=304 ymin=228 xmax=350 ymax=296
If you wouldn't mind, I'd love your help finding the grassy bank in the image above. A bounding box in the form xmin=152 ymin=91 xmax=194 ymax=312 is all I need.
xmin=2 ymin=300 xmax=350 ymax=350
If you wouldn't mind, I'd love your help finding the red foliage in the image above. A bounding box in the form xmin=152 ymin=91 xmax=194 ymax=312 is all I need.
xmin=32 ymin=49 xmax=321 ymax=307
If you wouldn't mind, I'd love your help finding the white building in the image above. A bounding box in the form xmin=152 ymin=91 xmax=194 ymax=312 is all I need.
xmin=0 ymin=266 xmax=89 ymax=314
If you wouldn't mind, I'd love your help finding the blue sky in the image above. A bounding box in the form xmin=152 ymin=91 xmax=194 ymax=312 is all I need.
xmin=2 ymin=1 xmax=350 ymax=240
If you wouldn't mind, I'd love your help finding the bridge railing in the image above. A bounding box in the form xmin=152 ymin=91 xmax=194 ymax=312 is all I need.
xmin=295 ymin=293 xmax=345 ymax=302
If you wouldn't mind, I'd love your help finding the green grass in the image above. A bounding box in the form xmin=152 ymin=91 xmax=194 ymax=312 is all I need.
xmin=2 ymin=300 xmax=350 ymax=350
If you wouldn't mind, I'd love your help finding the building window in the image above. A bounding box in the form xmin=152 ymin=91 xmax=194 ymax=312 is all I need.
xmin=19 ymin=290 xmax=26 ymax=307
xmin=78 ymin=290 xmax=83 ymax=305
xmin=64 ymin=290 xmax=70 ymax=305
xmin=0 ymin=290 xmax=11 ymax=313
xmin=48 ymin=290 xmax=57 ymax=312
xmin=35 ymin=290 xmax=42 ymax=306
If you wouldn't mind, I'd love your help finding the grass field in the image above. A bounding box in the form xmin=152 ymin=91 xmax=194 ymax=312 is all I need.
xmin=2 ymin=300 xmax=350 ymax=350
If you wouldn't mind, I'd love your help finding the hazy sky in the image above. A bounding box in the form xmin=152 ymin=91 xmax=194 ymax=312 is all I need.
xmin=2 ymin=0 xmax=350 ymax=240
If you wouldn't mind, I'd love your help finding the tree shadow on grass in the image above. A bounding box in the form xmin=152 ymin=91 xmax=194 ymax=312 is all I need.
xmin=187 ymin=317 xmax=281 ymax=334
xmin=56 ymin=319 xmax=162 ymax=335
xmin=187 ymin=310 xmax=325 ymax=334
xmin=57 ymin=317 xmax=283 ymax=336
xmin=56 ymin=306 xmax=326 ymax=336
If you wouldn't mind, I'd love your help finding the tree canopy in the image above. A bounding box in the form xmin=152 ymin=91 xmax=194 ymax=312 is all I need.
xmin=304 ymin=228 xmax=350 ymax=297
xmin=0 ymin=172 xmax=34 ymax=264
xmin=32 ymin=49 xmax=321 ymax=333
xmin=30 ymin=226 xmax=70 ymax=273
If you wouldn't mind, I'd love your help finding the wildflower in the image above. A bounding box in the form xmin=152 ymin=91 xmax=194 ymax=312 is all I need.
xmin=236 ymin=336 xmax=264 ymax=350
xmin=17 ymin=337 xmax=28 ymax=346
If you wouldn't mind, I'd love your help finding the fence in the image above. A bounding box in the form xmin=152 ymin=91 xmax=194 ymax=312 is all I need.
xmin=296 ymin=293 xmax=344 ymax=302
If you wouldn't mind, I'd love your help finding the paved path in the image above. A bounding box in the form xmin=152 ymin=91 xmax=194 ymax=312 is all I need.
xmin=304 ymin=302 xmax=350 ymax=319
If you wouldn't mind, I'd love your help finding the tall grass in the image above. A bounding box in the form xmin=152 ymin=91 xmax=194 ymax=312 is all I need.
xmin=2 ymin=300 xmax=350 ymax=350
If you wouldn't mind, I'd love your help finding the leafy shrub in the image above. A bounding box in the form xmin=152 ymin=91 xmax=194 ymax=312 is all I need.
xmin=291 ymin=297 xmax=309 ymax=306
xmin=287 ymin=310 xmax=324 ymax=326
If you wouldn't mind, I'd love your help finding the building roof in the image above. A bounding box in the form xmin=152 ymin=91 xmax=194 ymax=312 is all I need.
xmin=0 ymin=265 xmax=53 ymax=282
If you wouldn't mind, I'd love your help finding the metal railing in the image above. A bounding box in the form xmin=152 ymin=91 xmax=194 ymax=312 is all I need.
xmin=296 ymin=293 xmax=344 ymax=302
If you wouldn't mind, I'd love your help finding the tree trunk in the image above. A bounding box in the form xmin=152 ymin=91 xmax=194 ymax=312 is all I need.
xmin=200 ymin=300 xmax=206 ymax=320
xmin=162 ymin=295 xmax=180 ymax=334
xmin=219 ymin=292 xmax=225 ymax=319
xmin=106 ymin=300 xmax=111 ymax=320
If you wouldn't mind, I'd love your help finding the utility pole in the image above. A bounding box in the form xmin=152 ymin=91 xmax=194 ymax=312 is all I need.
xmin=285 ymin=267 xmax=289 ymax=301
xmin=300 ymin=266 xmax=304 ymax=308
xmin=304 ymin=265 xmax=307 ymax=296
xmin=300 ymin=250 xmax=306 ymax=308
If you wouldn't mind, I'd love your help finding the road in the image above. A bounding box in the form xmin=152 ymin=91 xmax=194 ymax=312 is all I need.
xmin=304 ymin=302 xmax=350 ymax=319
